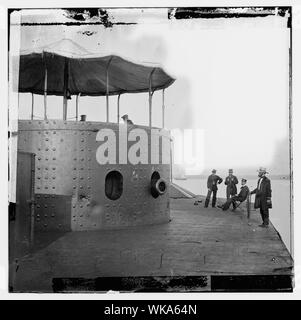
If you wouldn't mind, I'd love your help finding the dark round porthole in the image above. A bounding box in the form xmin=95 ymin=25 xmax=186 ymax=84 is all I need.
xmin=150 ymin=171 xmax=167 ymax=198
xmin=105 ymin=170 xmax=123 ymax=200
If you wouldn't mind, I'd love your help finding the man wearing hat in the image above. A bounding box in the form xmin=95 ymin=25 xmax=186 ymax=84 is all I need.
xmin=121 ymin=114 xmax=134 ymax=125
xmin=204 ymin=169 xmax=223 ymax=208
xmin=218 ymin=178 xmax=249 ymax=211
xmin=225 ymin=169 xmax=238 ymax=200
xmin=250 ymin=167 xmax=272 ymax=228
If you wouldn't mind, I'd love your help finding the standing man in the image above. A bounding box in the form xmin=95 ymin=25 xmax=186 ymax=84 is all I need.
xmin=225 ymin=169 xmax=238 ymax=200
xmin=250 ymin=167 xmax=272 ymax=228
xmin=204 ymin=169 xmax=223 ymax=208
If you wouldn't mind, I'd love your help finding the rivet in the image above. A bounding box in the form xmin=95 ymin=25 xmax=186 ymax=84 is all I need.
xmin=74 ymin=158 xmax=77 ymax=161
xmin=73 ymin=177 xmax=77 ymax=180
xmin=44 ymin=214 xmax=48 ymax=217
xmin=52 ymin=167 xmax=56 ymax=170
xmin=53 ymin=131 xmax=56 ymax=134
xmin=81 ymin=139 xmax=84 ymax=142
xmin=52 ymin=186 xmax=55 ymax=189
xmin=52 ymin=148 xmax=56 ymax=151
xmin=46 ymin=138 xmax=49 ymax=141
xmin=53 ymin=157 xmax=56 ymax=160
xmin=52 ymin=176 xmax=56 ymax=179
xmin=73 ymin=186 xmax=76 ymax=189
xmin=46 ymin=148 xmax=49 ymax=151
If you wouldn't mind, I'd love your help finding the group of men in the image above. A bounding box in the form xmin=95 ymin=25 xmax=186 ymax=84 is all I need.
xmin=204 ymin=167 xmax=272 ymax=228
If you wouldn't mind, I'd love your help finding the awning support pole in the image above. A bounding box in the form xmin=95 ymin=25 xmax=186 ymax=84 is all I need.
xmin=162 ymin=89 xmax=165 ymax=128
xmin=31 ymin=93 xmax=34 ymax=120
xmin=148 ymin=68 xmax=156 ymax=128
xmin=117 ymin=94 xmax=121 ymax=123
xmin=76 ymin=93 xmax=81 ymax=121
xmin=63 ymin=57 xmax=69 ymax=121
xmin=43 ymin=67 xmax=47 ymax=120
xmin=106 ymin=56 xmax=113 ymax=123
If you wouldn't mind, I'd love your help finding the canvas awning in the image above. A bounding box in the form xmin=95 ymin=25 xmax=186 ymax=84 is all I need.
xmin=16 ymin=52 xmax=175 ymax=96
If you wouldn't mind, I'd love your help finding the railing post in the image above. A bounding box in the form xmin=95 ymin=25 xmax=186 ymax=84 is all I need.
xmin=162 ymin=89 xmax=165 ymax=128
xmin=149 ymin=68 xmax=156 ymax=128
xmin=76 ymin=93 xmax=81 ymax=121
xmin=106 ymin=56 xmax=113 ymax=123
xmin=31 ymin=93 xmax=34 ymax=120
xmin=63 ymin=57 xmax=69 ymax=121
xmin=247 ymin=193 xmax=251 ymax=219
xmin=117 ymin=94 xmax=121 ymax=123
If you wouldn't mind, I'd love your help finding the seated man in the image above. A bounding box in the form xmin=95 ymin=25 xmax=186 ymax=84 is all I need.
xmin=218 ymin=178 xmax=249 ymax=211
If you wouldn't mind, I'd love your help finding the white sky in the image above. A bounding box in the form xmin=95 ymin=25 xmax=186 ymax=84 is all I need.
xmin=14 ymin=8 xmax=290 ymax=174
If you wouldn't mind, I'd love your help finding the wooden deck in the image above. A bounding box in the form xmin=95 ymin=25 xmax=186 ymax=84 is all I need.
xmin=11 ymin=197 xmax=293 ymax=292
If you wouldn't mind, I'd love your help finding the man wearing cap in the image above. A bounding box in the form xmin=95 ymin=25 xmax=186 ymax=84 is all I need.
xmin=121 ymin=114 xmax=134 ymax=125
xmin=218 ymin=178 xmax=249 ymax=211
xmin=225 ymin=169 xmax=238 ymax=200
xmin=204 ymin=169 xmax=223 ymax=208
xmin=250 ymin=167 xmax=272 ymax=228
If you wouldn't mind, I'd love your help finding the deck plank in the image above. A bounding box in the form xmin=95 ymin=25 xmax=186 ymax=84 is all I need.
xmin=12 ymin=198 xmax=293 ymax=292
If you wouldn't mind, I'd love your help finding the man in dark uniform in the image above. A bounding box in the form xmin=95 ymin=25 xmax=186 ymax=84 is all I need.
xmin=204 ymin=169 xmax=223 ymax=208
xmin=250 ymin=167 xmax=272 ymax=228
xmin=225 ymin=169 xmax=238 ymax=200
xmin=218 ymin=178 xmax=249 ymax=211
